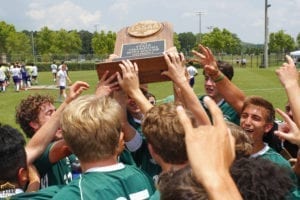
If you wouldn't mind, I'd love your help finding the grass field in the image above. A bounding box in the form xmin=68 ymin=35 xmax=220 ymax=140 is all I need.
xmin=0 ymin=66 xmax=288 ymax=135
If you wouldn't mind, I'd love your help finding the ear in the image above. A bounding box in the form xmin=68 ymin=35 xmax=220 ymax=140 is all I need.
xmin=147 ymin=143 xmax=162 ymax=166
xmin=18 ymin=168 xmax=29 ymax=188
xmin=264 ymin=123 xmax=273 ymax=133
xmin=116 ymin=132 xmax=125 ymax=155
xmin=29 ymin=121 xmax=40 ymax=132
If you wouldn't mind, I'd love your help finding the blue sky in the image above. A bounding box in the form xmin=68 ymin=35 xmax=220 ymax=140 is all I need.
xmin=1 ymin=0 xmax=299 ymax=44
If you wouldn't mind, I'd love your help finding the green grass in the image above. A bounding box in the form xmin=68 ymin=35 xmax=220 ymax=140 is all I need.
xmin=0 ymin=66 xmax=287 ymax=135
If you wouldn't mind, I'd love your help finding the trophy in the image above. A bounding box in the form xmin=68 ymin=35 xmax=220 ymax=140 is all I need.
xmin=96 ymin=20 xmax=174 ymax=83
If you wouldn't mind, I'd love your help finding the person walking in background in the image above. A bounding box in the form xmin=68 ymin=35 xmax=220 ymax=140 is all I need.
xmin=57 ymin=63 xmax=71 ymax=102
xmin=186 ymin=61 xmax=198 ymax=88
xmin=10 ymin=62 xmax=21 ymax=92
xmin=31 ymin=64 xmax=38 ymax=85
xmin=0 ymin=66 xmax=6 ymax=92
xmin=50 ymin=61 xmax=58 ymax=83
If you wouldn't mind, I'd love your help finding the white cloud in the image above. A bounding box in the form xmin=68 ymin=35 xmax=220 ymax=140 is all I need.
xmin=26 ymin=0 xmax=101 ymax=31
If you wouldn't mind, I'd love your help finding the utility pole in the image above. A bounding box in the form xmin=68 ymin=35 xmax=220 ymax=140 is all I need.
xmin=31 ymin=31 xmax=36 ymax=63
xmin=264 ymin=0 xmax=271 ymax=68
xmin=196 ymin=11 xmax=204 ymax=43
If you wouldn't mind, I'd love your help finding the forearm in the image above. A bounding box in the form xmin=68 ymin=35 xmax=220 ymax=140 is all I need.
xmin=215 ymin=73 xmax=245 ymax=114
xmin=129 ymin=89 xmax=153 ymax=114
xmin=178 ymin=81 xmax=210 ymax=125
xmin=284 ymin=82 xmax=300 ymax=127
xmin=122 ymin=122 xmax=138 ymax=142
xmin=202 ymin=174 xmax=242 ymax=200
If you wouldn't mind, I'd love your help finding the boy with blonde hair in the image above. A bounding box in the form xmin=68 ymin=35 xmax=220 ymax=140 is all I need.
xmin=52 ymin=95 xmax=154 ymax=199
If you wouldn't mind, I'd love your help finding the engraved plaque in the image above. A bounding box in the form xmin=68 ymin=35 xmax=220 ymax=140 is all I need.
xmin=121 ymin=40 xmax=165 ymax=58
xmin=96 ymin=20 xmax=174 ymax=84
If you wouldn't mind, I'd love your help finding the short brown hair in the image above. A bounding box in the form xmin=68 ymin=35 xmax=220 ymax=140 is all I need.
xmin=242 ymin=96 xmax=275 ymax=123
xmin=142 ymin=103 xmax=196 ymax=164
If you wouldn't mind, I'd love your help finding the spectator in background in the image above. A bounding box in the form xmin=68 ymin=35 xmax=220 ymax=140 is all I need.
xmin=31 ymin=64 xmax=38 ymax=85
xmin=186 ymin=61 xmax=198 ymax=88
xmin=0 ymin=66 xmax=6 ymax=92
xmin=57 ymin=63 xmax=72 ymax=102
xmin=50 ymin=61 xmax=58 ymax=83
xmin=10 ymin=62 xmax=21 ymax=92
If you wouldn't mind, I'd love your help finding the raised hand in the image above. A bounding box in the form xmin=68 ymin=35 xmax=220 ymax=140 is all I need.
xmin=95 ymin=70 xmax=119 ymax=98
xmin=161 ymin=52 xmax=188 ymax=85
xmin=276 ymin=55 xmax=298 ymax=88
xmin=117 ymin=59 xmax=140 ymax=96
xmin=275 ymin=108 xmax=300 ymax=146
xmin=65 ymin=81 xmax=90 ymax=103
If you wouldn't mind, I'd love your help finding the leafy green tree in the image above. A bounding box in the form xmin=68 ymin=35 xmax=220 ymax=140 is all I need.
xmin=178 ymin=32 xmax=196 ymax=55
xmin=6 ymin=31 xmax=31 ymax=61
xmin=51 ymin=29 xmax=81 ymax=55
xmin=106 ymin=31 xmax=116 ymax=54
xmin=296 ymin=33 xmax=300 ymax=49
xmin=269 ymin=30 xmax=295 ymax=53
xmin=91 ymin=30 xmax=116 ymax=57
xmin=201 ymin=28 xmax=241 ymax=55
xmin=0 ymin=21 xmax=16 ymax=54
xmin=173 ymin=33 xmax=181 ymax=51
xmin=78 ymin=30 xmax=93 ymax=54
xmin=36 ymin=27 xmax=54 ymax=55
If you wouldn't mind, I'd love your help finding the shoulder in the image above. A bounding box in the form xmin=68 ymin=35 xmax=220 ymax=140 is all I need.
xmin=52 ymin=181 xmax=80 ymax=199
xmin=263 ymin=148 xmax=291 ymax=168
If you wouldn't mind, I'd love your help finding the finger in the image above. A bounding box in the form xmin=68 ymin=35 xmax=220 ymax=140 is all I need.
xmin=203 ymin=96 xmax=226 ymax=128
xmin=105 ymin=72 xmax=118 ymax=84
xmin=179 ymin=52 xmax=186 ymax=63
xmin=100 ymin=70 xmax=109 ymax=82
xmin=118 ymin=63 xmax=126 ymax=75
xmin=120 ymin=60 xmax=129 ymax=72
xmin=133 ymin=62 xmax=139 ymax=73
xmin=176 ymin=105 xmax=194 ymax=137
xmin=116 ymin=72 xmax=122 ymax=83
xmin=276 ymin=108 xmax=294 ymax=126
xmin=174 ymin=52 xmax=181 ymax=63
xmin=274 ymin=130 xmax=293 ymax=142
xmin=285 ymin=55 xmax=294 ymax=66
xmin=164 ymin=52 xmax=172 ymax=67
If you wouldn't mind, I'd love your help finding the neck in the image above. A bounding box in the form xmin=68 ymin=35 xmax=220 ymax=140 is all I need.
xmin=160 ymin=162 xmax=188 ymax=173
xmin=80 ymin=156 xmax=118 ymax=172
xmin=252 ymin=141 xmax=265 ymax=154
xmin=212 ymin=95 xmax=223 ymax=104
xmin=131 ymin=112 xmax=143 ymax=120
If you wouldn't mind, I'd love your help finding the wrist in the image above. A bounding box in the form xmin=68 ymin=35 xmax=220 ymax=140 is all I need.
xmin=212 ymin=72 xmax=225 ymax=83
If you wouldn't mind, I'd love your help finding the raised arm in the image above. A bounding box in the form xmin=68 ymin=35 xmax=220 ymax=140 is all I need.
xmin=25 ymin=81 xmax=89 ymax=165
xmin=162 ymin=52 xmax=210 ymax=125
xmin=275 ymin=55 xmax=300 ymax=128
xmin=177 ymin=96 xmax=242 ymax=200
xmin=117 ymin=59 xmax=153 ymax=114
xmin=192 ymin=45 xmax=245 ymax=114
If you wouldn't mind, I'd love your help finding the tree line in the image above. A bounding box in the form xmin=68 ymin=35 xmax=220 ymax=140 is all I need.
xmin=0 ymin=20 xmax=299 ymax=63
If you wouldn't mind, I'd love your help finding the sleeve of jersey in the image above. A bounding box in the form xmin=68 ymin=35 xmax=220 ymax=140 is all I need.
xmin=33 ymin=143 xmax=54 ymax=177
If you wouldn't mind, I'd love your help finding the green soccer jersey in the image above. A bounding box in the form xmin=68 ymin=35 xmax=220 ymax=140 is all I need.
xmin=127 ymin=113 xmax=162 ymax=182
xmin=11 ymin=185 xmax=63 ymax=200
xmin=52 ymin=163 xmax=155 ymax=200
xmin=149 ymin=190 xmax=160 ymax=200
xmin=199 ymin=95 xmax=240 ymax=125
xmin=256 ymin=146 xmax=291 ymax=169
xmin=34 ymin=143 xmax=73 ymax=188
